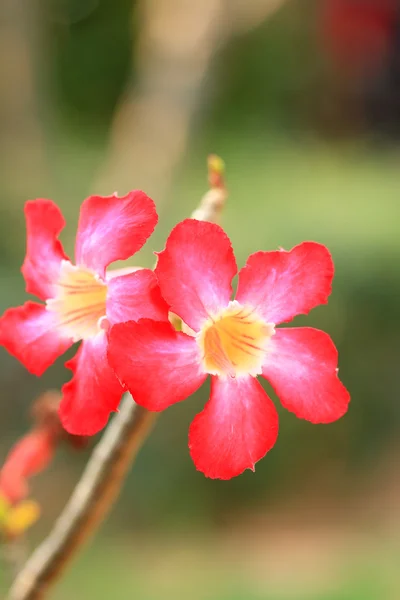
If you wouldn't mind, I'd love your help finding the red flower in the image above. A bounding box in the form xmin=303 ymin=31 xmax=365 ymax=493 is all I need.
xmin=0 ymin=193 xmax=168 ymax=435
xmin=108 ymin=219 xmax=350 ymax=479
xmin=0 ymin=430 xmax=54 ymax=504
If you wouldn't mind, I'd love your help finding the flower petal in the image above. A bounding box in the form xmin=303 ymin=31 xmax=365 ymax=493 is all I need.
xmin=75 ymin=191 xmax=157 ymax=276
xmin=155 ymin=219 xmax=237 ymax=331
xmin=108 ymin=319 xmax=206 ymax=411
xmin=236 ymin=242 xmax=334 ymax=325
xmin=189 ymin=375 xmax=279 ymax=479
xmin=21 ymin=200 xmax=69 ymax=300
xmin=0 ymin=431 xmax=54 ymax=503
xmin=0 ymin=302 xmax=73 ymax=376
xmin=0 ymin=472 xmax=27 ymax=505
xmin=106 ymin=266 xmax=143 ymax=279
xmin=106 ymin=269 xmax=169 ymax=326
xmin=60 ymin=334 xmax=124 ymax=436
xmin=262 ymin=327 xmax=350 ymax=423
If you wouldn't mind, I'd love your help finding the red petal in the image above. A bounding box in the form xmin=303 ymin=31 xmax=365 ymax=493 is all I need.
xmin=189 ymin=375 xmax=279 ymax=479
xmin=155 ymin=219 xmax=237 ymax=331
xmin=236 ymin=242 xmax=334 ymax=325
xmin=0 ymin=431 xmax=54 ymax=503
xmin=0 ymin=472 xmax=27 ymax=505
xmin=262 ymin=327 xmax=350 ymax=423
xmin=108 ymin=319 xmax=206 ymax=410
xmin=106 ymin=269 xmax=169 ymax=326
xmin=0 ymin=302 xmax=73 ymax=376
xmin=60 ymin=334 xmax=124 ymax=436
xmin=21 ymin=200 xmax=69 ymax=300
xmin=75 ymin=191 xmax=157 ymax=276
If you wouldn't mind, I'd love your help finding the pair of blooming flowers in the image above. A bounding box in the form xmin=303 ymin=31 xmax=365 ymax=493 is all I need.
xmin=0 ymin=191 xmax=350 ymax=479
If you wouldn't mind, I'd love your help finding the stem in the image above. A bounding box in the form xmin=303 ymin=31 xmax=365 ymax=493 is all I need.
xmin=7 ymin=397 xmax=156 ymax=600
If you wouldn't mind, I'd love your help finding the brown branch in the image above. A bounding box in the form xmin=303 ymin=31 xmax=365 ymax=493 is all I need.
xmin=7 ymin=159 xmax=227 ymax=600
xmin=7 ymin=397 xmax=157 ymax=600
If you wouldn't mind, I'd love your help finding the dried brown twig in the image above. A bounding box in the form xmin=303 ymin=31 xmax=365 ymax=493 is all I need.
xmin=7 ymin=158 xmax=227 ymax=600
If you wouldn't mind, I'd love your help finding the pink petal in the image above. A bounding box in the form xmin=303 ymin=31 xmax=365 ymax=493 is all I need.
xmin=155 ymin=219 xmax=237 ymax=332
xmin=75 ymin=191 xmax=158 ymax=276
xmin=106 ymin=269 xmax=169 ymax=326
xmin=262 ymin=327 xmax=350 ymax=423
xmin=21 ymin=200 xmax=70 ymax=300
xmin=108 ymin=319 xmax=206 ymax=411
xmin=189 ymin=375 xmax=279 ymax=480
xmin=0 ymin=302 xmax=73 ymax=376
xmin=60 ymin=334 xmax=124 ymax=436
xmin=236 ymin=242 xmax=334 ymax=325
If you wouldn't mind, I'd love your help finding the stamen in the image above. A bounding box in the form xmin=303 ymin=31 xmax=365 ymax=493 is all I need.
xmin=46 ymin=262 xmax=107 ymax=341
xmin=197 ymin=301 xmax=274 ymax=378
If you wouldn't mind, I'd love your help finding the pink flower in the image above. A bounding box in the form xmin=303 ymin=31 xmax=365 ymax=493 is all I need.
xmin=0 ymin=193 xmax=168 ymax=435
xmin=108 ymin=219 xmax=350 ymax=480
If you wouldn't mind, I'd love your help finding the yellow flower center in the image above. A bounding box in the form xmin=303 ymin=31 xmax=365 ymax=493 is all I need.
xmin=46 ymin=261 xmax=107 ymax=341
xmin=197 ymin=301 xmax=274 ymax=378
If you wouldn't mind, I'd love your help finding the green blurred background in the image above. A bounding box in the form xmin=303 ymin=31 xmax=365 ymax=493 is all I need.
xmin=1 ymin=0 xmax=400 ymax=598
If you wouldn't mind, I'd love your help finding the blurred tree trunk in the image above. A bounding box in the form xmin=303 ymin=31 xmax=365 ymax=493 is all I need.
xmin=0 ymin=0 xmax=52 ymax=207
xmin=93 ymin=0 xmax=289 ymax=202
xmin=231 ymin=0 xmax=290 ymax=34
xmin=92 ymin=0 xmax=227 ymax=200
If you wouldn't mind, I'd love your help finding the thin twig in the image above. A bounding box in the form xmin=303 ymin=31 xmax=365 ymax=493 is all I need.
xmin=7 ymin=162 xmax=227 ymax=600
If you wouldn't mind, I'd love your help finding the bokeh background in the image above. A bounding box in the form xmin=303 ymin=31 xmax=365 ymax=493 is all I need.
xmin=1 ymin=0 xmax=400 ymax=598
